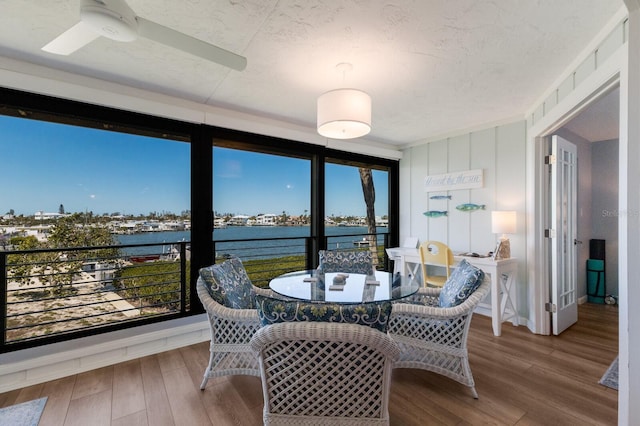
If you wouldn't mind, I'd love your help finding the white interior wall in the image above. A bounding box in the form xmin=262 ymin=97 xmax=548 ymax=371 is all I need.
xmin=400 ymin=120 xmax=527 ymax=318
xmin=591 ymin=139 xmax=620 ymax=298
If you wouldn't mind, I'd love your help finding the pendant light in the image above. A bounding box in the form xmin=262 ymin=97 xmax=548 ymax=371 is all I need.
xmin=317 ymin=63 xmax=371 ymax=139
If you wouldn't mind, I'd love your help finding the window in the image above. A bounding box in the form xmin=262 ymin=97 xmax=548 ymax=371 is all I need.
xmin=0 ymin=87 xmax=399 ymax=352
xmin=0 ymin=114 xmax=191 ymax=245
xmin=0 ymin=89 xmax=193 ymax=351
xmin=325 ymin=161 xmax=390 ymax=266
xmin=211 ymin=145 xmax=312 ymax=283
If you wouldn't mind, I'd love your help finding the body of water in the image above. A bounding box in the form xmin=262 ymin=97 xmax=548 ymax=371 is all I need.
xmin=116 ymin=226 xmax=389 ymax=259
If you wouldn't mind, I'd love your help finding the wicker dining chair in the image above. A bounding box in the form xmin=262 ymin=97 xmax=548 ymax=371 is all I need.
xmin=318 ymin=249 xmax=375 ymax=275
xmin=196 ymin=256 xmax=276 ymax=389
xmin=388 ymin=260 xmax=489 ymax=398
xmin=250 ymin=322 xmax=400 ymax=425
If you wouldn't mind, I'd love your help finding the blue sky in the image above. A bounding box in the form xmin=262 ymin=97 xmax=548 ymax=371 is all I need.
xmin=1 ymin=115 xmax=388 ymax=217
xmin=214 ymin=148 xmax=388 ymax=217
xmin=1 ymin=115 xmax=190 ymax=216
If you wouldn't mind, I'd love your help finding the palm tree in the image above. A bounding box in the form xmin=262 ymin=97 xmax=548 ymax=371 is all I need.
xmin=358 ymin=168 xmax=378 ymax=265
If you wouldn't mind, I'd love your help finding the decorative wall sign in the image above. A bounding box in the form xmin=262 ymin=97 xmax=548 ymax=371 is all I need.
xmin=424 ymin=169 xmax=483 ymax=192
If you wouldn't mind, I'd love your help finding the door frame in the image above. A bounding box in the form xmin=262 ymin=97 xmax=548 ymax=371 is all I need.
xmin=526 ymin=52 xmax=622 ymax=335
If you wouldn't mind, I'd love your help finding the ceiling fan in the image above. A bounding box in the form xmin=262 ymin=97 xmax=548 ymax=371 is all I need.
xmin=42 ymin=0 xmax=247 ymax=71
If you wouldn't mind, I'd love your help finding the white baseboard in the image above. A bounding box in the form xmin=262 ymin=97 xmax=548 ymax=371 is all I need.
xmin=578 ymin=295 xmax=588 ymax=304
xmin=0 ymin=314 xmax=210 ymax=393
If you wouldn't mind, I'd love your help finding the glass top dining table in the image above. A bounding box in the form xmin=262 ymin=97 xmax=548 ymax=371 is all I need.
xmin=268 ymin=269 xmax=420 ymax=304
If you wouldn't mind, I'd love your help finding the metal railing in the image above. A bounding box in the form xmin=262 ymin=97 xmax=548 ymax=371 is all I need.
xmin=326 ymin=232 xmax=391 ymax=269
xmin=214 ymin=236 xmax=312 ymax=287
xmin=1 ymin=241 xmax=188 ymax=353
xmin=1 ymin=232 xmax=391 ymax=353
xmin=213 ymin=232 xmax=391 ymax=287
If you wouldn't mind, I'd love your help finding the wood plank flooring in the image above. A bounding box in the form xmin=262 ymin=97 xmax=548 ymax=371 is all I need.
xmin=0 ymin=303 xmax=618 ymax=425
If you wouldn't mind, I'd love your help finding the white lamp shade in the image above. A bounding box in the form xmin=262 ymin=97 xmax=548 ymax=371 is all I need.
xmin=317 ymin=89 xmax=371 ymax=139
xmin=491 ymin=211 xmax=516 ymax=235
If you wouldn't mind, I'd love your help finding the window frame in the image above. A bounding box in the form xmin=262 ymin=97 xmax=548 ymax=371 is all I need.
xmin=0 ymin=87 xmax=399 ymax=351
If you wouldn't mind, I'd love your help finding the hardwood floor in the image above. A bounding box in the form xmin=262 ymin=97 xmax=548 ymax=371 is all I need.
xmin=0 ymin=303 xmax=618 ymax=425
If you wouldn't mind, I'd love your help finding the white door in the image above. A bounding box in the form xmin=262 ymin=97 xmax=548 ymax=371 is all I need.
xmin=550 ymin=135 xmax=578 ymax=334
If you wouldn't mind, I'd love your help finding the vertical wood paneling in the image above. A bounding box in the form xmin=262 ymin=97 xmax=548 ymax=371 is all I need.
xmin=404 ymin=123 xmax=526 ymax=256
xmin=575 ymin=52 xmax=597 ymax=88
xmin=497 ymin=121 xmax=527 ymax=314
xmin=409 ymin=144 xmax=429 ymax=242
xmin=533 ymin=104 xmax=544 ymax=125
xmin=544 ymin=89 xmax=558 ymax=112
xmin=598 ymin=22 xmax=625 ymax=66
xmin=402 ymin=120 xmax=527 ymax=316
xmin=447 ymin=134 xmax=471 ymax=251
xmin=470 ymin=127 xmax=497 ymax=254
xmin=399 ymin=148 xmax=413 ymax=242
xmin=558 ymin=73 xmax=575 ymax=104
xmin=427 ymin=140 xmax=449 ymax=242
xmin=496 ymin=122 xmax=526 ymax=233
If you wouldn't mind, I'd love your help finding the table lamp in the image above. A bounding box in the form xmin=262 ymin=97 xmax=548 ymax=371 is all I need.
xmin=491 ymin=211 xmax=516 ymax=259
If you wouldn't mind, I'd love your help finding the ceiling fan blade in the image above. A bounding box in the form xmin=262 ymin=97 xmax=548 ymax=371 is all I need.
xmin=42 ymin=21 xmax=100 ymax=55
xmin=136 ymin=17 xmax=246 ymax=71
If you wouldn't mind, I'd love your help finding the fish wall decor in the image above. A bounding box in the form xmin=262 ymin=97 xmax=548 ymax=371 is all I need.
xmin=423 ymin=210 xmax=448 ymax=218
xmin=456 ymin=203 xmax=486 ymax=212
xmin=429 ymin=195 xmax=452 ymax=200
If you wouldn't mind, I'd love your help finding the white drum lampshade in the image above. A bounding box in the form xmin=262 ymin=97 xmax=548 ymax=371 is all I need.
xmin=317 ymin=89 xmax=371 ymax=139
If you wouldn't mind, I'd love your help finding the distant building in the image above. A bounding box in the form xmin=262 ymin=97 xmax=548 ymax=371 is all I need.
xmin=34 ymin=211 xmax=68 ymax=220
xmin=255 ymin=213 xmax=277 ymax=226
xmin=159 ymin=221 xmax=186 ymax=231
xmin=213 ymin=217 xmax=227 ymax=228
xmin=227 ymin=215 xmax=250 ymax=226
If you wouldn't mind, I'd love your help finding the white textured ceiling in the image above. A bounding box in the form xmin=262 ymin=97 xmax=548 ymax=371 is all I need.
xmin=0 ymin=0 xmax=623 ymax=146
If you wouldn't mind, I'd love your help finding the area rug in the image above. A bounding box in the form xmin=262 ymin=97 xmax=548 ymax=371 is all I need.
xmin=599 ymin=356 xmax=619 ymax=390
xmin=0 ymin=397 xmax=47 ymax=426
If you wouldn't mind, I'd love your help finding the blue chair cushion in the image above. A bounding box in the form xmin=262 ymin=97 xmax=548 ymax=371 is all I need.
xmin=255 ymin=294 xmax=392 ymax=333
xmin=318 ymin=250 xmax=374 ymax=275
xmin=199 ymin=256 xmax=256 ymax=309
xmin=198 ymin=266 xmax=226 ymax=306
xmin=438 ymin=259 xmax=485 ymax=308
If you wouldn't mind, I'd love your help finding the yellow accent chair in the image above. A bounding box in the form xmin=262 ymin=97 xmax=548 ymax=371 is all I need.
xmin=419 ymin=240 xmax=454 ymax=287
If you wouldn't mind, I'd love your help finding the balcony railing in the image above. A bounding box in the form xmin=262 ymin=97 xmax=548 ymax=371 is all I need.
xmin=1 ymin=241 xmax=189 ymax=353
xmin=214 ymin=232 xmax=391 ymax=287
xmin=1 ymin=232 xmax=391 ymax=353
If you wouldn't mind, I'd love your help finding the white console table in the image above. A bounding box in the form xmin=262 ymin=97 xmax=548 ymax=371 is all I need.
xmin=386 ymin=247 xmax=519 ymax=336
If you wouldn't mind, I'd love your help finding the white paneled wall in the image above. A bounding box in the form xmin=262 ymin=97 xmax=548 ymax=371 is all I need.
xmin=401 ymin=120 xmax=527 ymax=314
xmin=403 ymin=121 xmax=525 ymax=254
xmin=527 ymin=15 xmax=627 ymax=128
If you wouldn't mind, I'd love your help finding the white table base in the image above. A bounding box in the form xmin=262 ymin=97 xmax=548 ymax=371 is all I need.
xmin=386 ymin=247 xmax=519 ymax=336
